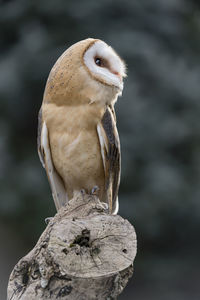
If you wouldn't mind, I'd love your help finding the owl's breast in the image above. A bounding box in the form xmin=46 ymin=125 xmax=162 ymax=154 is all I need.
xmin=43 ymin=103 xmax=105 ymax=200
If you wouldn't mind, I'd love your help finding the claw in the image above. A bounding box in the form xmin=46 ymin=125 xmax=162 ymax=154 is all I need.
xmin=80 ymin=189 xmax=86 ymax=195
xmin=45 ymin=217 xmax=53 ymax=225
xmin=91 ymin=185 xmax=100 ymax=195
xmin=80 ymin=189 xmax=86 ymax=201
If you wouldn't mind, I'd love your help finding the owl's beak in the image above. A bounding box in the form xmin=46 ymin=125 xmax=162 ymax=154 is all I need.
xmin=112 ymin=71 xmax=123 ymax=92
xmin=112 ymin=71 xmax=123 ymax=83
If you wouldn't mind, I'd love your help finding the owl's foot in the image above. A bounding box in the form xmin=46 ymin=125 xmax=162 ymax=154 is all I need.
xmin=79 ymin=189 xmax=86 ymax=200
xmin=91 ymin=185 xmax=100 ymax=195
xmin=45 ymin=217 xmax=53 ymax=225
xmin=80 ymin=189 xmax=86 ymax=195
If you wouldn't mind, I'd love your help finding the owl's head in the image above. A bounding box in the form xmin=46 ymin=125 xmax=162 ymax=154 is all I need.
xmin=44 ymin=38 xmax=126 ymax=105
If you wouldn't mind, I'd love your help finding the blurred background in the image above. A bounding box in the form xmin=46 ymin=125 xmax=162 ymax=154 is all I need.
xmin=1 ymin=0 xmax=200 ymax=299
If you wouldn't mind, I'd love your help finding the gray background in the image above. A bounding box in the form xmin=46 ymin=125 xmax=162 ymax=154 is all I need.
xmin=1 ymin=0 xmax=200 ymax=299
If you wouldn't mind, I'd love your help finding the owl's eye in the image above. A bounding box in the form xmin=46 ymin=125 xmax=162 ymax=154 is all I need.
xmin=95 ymin=58 xmax=102 ymax=66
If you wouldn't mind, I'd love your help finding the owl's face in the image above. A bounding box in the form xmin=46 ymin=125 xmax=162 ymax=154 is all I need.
xmin=83 ymin=40 xmax=126 ymax=94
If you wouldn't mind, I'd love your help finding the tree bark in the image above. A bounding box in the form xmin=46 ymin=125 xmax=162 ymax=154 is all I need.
xmin=7 ymin=191 xmax=137 ymax=300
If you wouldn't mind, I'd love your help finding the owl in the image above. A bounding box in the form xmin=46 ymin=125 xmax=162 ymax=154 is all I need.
xmin=38 ymin=38 xmax=126 ymax=214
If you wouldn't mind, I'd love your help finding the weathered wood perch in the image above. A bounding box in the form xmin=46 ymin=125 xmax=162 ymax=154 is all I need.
xmin=7 ymin=192 xmax=137 ymax=300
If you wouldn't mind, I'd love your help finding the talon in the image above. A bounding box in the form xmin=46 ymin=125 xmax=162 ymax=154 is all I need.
xmin=80 ymin=189 xmax=86 ymax=195
xmin=101 ymin=202 xmax=108 ymax=210
xmin=91 ymin=185 xmax=100 ymax=195
xmin=45 ymin=217 xmax=53 ymax=225
xmin=80 ymin=189 xmax=86 ymax=200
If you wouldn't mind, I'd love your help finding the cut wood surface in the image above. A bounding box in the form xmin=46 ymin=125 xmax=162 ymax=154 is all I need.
xmin=7 ymin=191 xmax=137 ymax=300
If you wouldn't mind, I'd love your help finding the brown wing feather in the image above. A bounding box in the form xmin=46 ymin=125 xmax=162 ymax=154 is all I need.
xmin=37 ymin=107 xmax=67 ymax=211
xmin=100 ymin=106 xmax=121 ymax=214
xmin=37 ymin=107 xmax=45 ymax=167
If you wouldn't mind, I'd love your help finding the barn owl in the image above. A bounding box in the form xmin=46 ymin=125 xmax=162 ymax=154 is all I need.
xmin=38 ymin=38 xmax=126 ymax=214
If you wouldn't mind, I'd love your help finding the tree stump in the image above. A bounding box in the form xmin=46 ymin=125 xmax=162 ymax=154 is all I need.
xmin=7 ymin=191 xmax=137 ymax=300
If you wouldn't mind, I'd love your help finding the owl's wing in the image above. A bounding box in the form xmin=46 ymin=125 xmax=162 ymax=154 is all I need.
xmin=37 ymin=108 xmax=67 ymax=211
xmin=97 ymin=106 xmax=121 ymax=214
xmin=37 ymin=108 xmax=45 ymax=167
